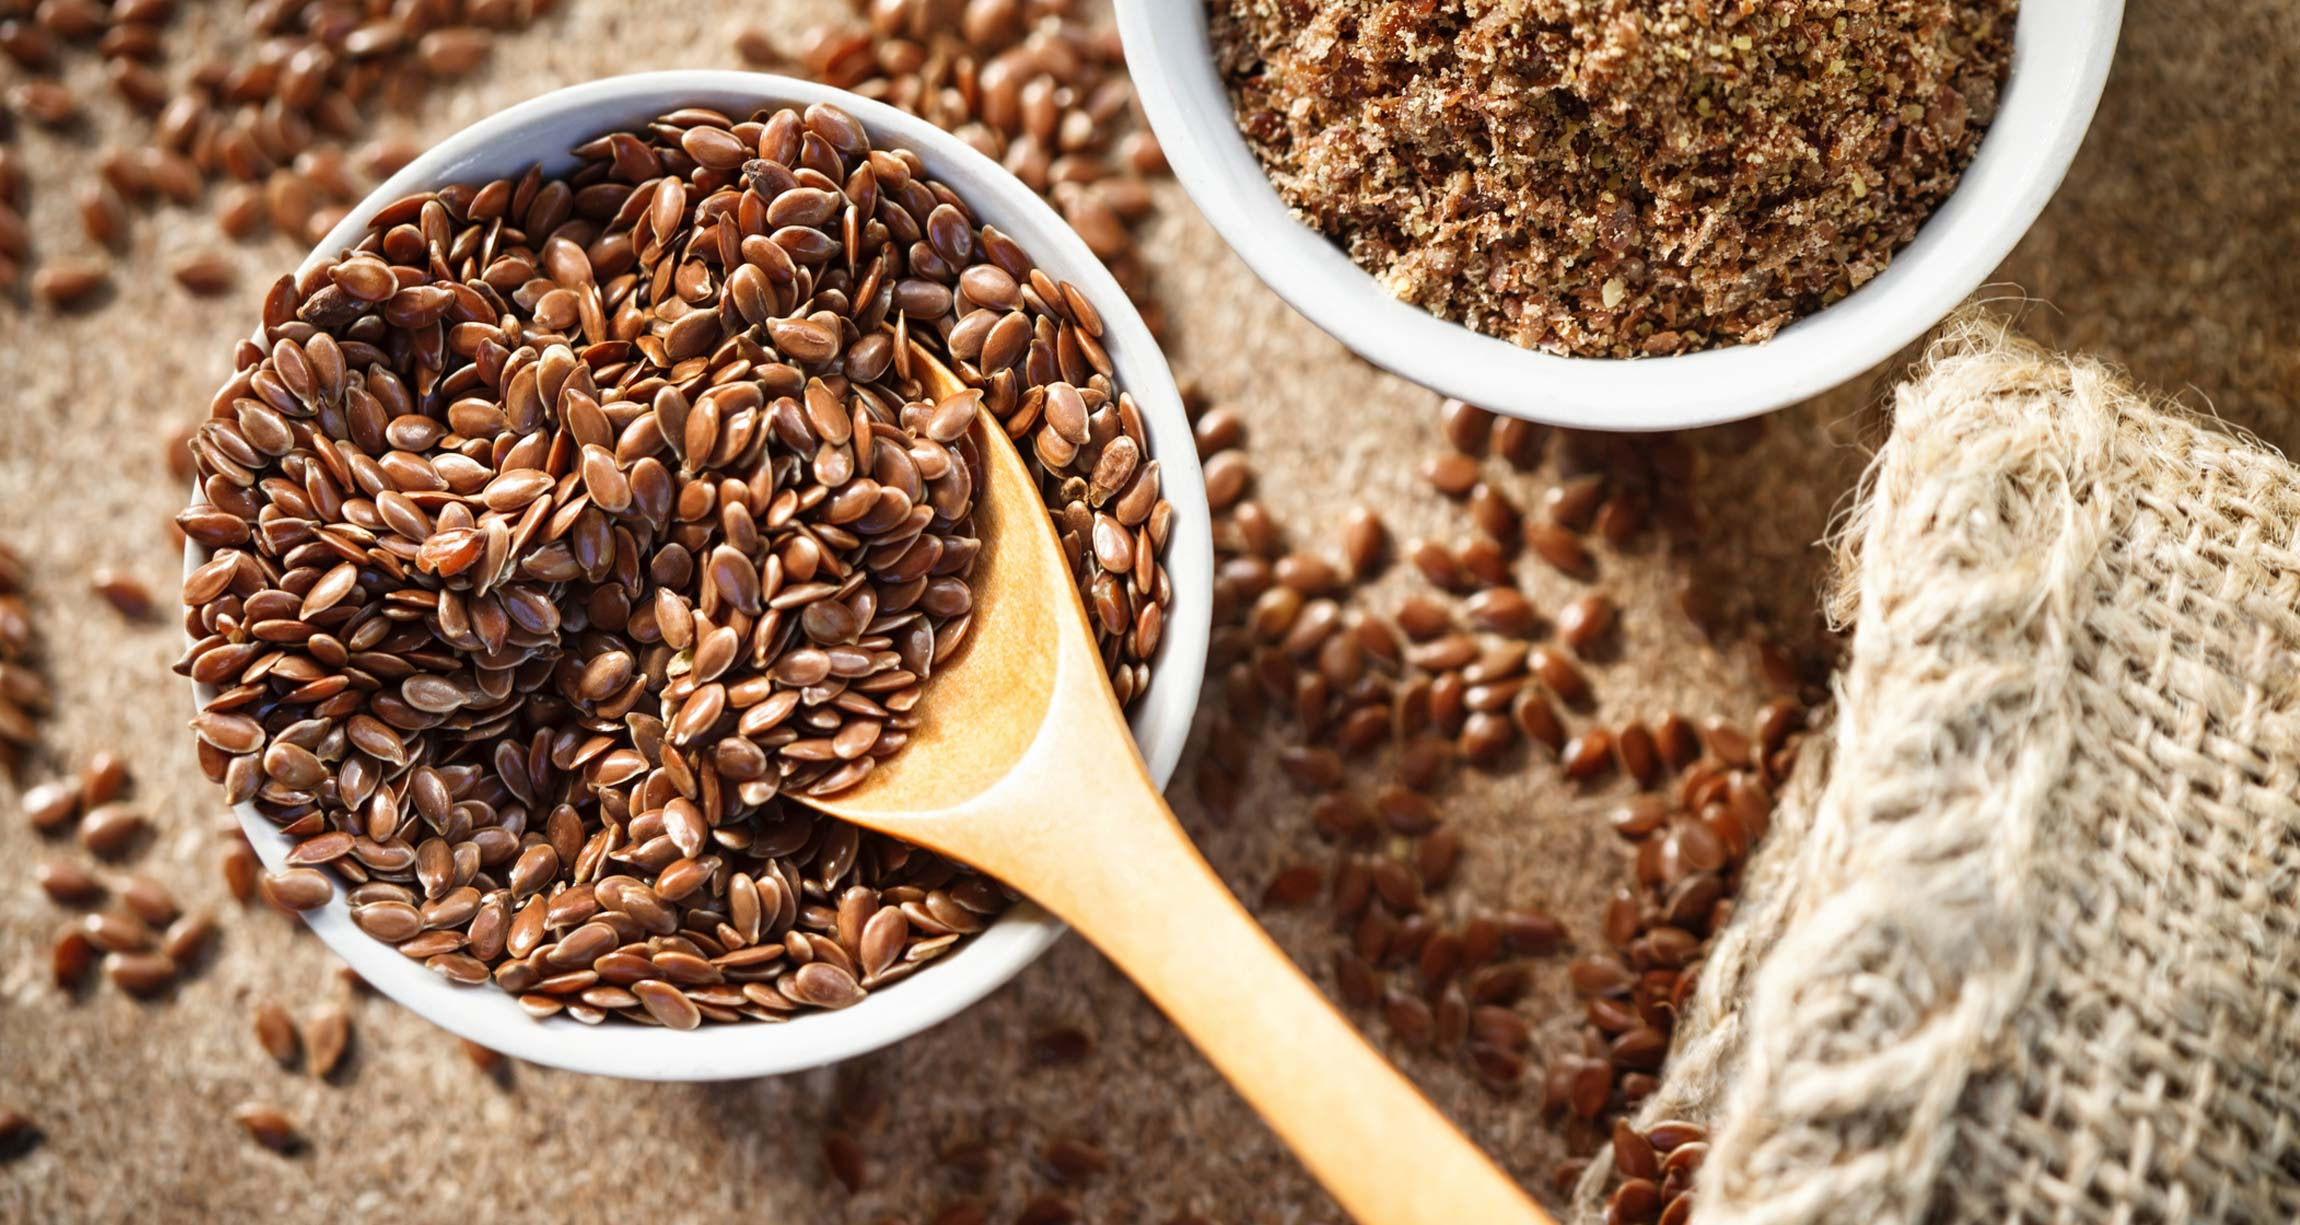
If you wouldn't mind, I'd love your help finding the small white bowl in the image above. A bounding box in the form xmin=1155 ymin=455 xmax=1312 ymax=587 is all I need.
xmin=1116 ymin=0 xmax=2123 ymax=430
xmin=187 ymin=71 xmax=1212 ymax=1081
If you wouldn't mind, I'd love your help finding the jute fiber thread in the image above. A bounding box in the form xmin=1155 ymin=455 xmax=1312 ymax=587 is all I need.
xmin=1577 ymin=318 xmax=2300 ymax=1223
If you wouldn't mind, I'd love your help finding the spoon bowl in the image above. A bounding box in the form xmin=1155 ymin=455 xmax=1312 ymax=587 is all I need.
xmin=811 ymin=346 xmax=1553 ymax=1225
xmin=184 ymin=71 xmax=1212 ymax=1081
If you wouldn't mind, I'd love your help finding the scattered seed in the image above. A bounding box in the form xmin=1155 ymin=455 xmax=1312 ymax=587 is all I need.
xmin=75 ymin=804 xmax=144 ymax=858
xmin=1416 ymin=827 xmax=1461 ymax=889
xmin=1261 ymin=863 xmax=1323 ymax=907
xmin=1524 ymin=521 xmax=1592 ymax=577
xmin=735 ymin=28 xmax=778 ymax=65
xmin=1491 ymin=418 xmax=1547 ymax=469
xmin=1464 ymin=588 xmax=1538 ymax=636
xmin=1375 ymin=786 xmax=1440 ymax=835
xmin=10 ymin=78 xmax=75 ymax=126
xmin=78 ymin=181 xmax=125 ymax=248
xmin=220 ymin=842 xmax=259 ymax=905
xmin=1546 ymin=474 xmax=1606 ymax=530
xmin=24 ymin=780 xmax=80 ymax=833
xmin=1702 ymin=716 xmax=1754 ymax=765
xmin=1205 ymin=451 xmax=1253 ymax=508
xmin=1562 ymin=729 xmax=1615 ymax=781
xmin=173 ymin=250 xmax=237 ymax=296
xmin=79 ymin=751 xmax=127 ymax=808
xmin=1016 ymin=1194 xmax=1078 ymax=1225
xmin=1594 ymin=492 xmax=1646 ymax=546
xmin=1613 ymin=1118 xmax=1660 ymax=1179
xmin=1029 ymin=1026 xmax=1095 ymax=1066
xmin=116 ymin=874 xmax=176 ymax=925
xmin=1421 ymin=453 xmax=1480 ymax=497
xmin=252 ymin=999 xmax=300 ymax=1067
xmin=51 ymin=928 xmax=95 ymax=988
xmin=0 ymin=1107 xmax=31 ymax=1156
xmin=1041 ymin=1137 xmax=1109 ymax=1184
xmin=1341 ymin=506 xmax=1388 ymax=578
xmin=161 ymin=912 xmax=214 ymax=963
xmin=1616 ymin=722 xmax=1660 ymax=785
xmin=1558 ymin=593 xmax=1616 ymax=653
xmin=88 ymin=569 xmax=152 ymax=619
xmin=35 ymin=859 xmax=103 ymax=905
xmin=81 ymin=907 xmax=154 ymax=953
xmin=33 ymin=260 xmax=107 ymax=308
xmin=1441 ymin=400 xmax=1493 ymax=454
xmin=104 ymin=951 xmax=175 ymax=996
xmin=1528 ymin=645 xmax=1590 ymax=705
xmin=305 ymin=1004 xmax=350 ymax=1078
xmin=230 ymin=1102 xmax=299 ymax=1153
xmin=824 ymin=1129 xmax=866 ymax=1192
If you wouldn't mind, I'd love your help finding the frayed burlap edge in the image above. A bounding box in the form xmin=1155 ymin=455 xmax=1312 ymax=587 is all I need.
xmin=1572 ymin=314 xmax=2300 ymax=1224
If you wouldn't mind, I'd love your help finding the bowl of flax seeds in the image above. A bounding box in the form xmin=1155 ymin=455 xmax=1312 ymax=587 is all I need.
xmin=175 ymin=69 xmax=1212 ymax=1080
xmin=1116 ymin=0 xmax=2123 ymax=428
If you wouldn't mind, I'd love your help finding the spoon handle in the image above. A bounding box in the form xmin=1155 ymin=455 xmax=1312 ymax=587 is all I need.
xmin=1017 ymin=780 xmax=1553 ymax=1225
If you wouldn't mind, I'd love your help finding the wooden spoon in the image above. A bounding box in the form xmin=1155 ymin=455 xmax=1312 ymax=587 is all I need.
xmin=804 ymin=344 xmax=1551 ymax=1225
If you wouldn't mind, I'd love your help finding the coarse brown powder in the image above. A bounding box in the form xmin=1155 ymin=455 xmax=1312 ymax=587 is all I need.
xmin=1212 ymin=0 xmax=2017 ymax=357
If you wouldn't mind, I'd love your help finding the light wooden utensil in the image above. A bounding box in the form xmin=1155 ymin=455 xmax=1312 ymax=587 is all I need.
xmin=803 ymin=344 xmax=1553 ymax=1225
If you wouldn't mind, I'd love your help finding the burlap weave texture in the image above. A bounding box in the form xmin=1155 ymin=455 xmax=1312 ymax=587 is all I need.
xmin=1579 ymin=319 xmax=2300 ymax=1223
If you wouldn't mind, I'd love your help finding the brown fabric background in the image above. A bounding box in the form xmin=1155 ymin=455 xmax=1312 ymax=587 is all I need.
xmin=1 ymin=2 xmax=2293 ymax=1222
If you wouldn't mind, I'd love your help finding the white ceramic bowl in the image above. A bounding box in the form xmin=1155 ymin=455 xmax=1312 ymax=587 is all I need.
xmin=186 ymin=71 xmax=1212 ymax=1081
xmin=1116 ymin=0 xmax=2123 ymax=430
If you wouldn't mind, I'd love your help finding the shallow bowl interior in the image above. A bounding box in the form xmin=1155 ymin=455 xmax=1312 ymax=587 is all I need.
xmin=188 ymin=70 xmax=1213 ymax=1081
xmin=1115 ymin=0 xmax=2123 ymax=430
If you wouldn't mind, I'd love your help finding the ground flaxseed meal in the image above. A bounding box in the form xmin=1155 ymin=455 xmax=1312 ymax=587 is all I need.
xmin=1211 ymin=0 xmax=2017 ymax=356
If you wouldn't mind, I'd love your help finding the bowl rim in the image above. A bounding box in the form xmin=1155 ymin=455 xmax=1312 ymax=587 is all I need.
xmin=186 ymin=69 xmax=1213 ymax=1081
xmin=1114 ymin=0 xmax=2124 ymax=431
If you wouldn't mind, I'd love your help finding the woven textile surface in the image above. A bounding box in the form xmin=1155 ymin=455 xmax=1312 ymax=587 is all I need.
xmin=1578 ymin=320 xmax=2300 ymax=1223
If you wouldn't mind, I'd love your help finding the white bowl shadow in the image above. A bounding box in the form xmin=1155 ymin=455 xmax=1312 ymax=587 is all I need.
xmin=187 ymin=71 xmax=1213 ymax=1082
xmin=1115 ymin=0 xmax=2123 ymax=430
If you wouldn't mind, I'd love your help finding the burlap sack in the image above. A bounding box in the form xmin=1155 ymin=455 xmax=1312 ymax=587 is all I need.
xmin=1576 ymin=318 xmax=2300 ymax=1223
